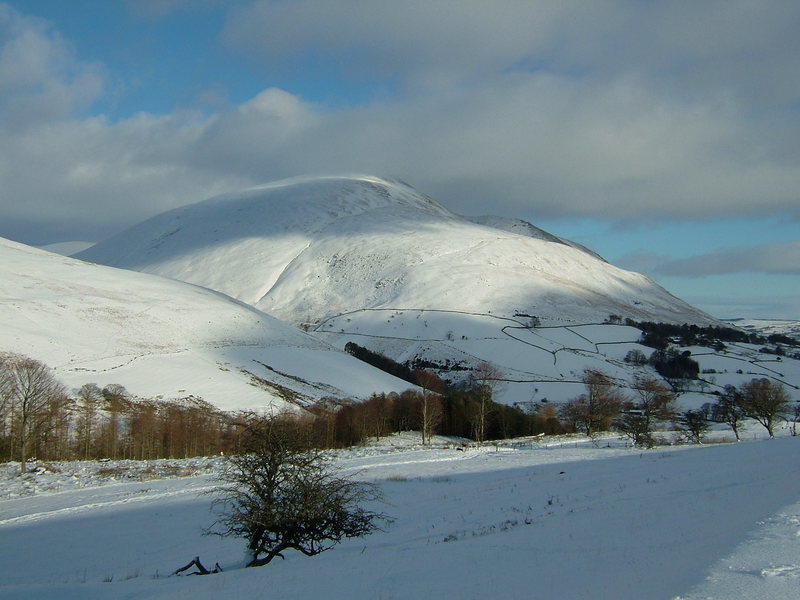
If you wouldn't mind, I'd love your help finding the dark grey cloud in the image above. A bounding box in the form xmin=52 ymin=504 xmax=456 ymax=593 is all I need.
xmin=654 ymin=242 xmax=800 ymax=277
xmin=220 ymin=1 xmax=566 ymax=89
xmin=221 ymin=0 xmax=800 ymax=108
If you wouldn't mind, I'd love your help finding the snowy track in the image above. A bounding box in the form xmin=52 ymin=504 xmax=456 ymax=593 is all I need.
xmin=0 ymin=476 xmax=216 ymax=527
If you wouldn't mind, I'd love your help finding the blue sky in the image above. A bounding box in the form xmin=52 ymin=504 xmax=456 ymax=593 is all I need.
xmin=0 ymin=1 xmax=798 ymax=320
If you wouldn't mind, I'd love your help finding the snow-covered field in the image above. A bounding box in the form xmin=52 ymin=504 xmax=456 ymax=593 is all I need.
xmin=317 ymin=309 xmax=800 ymax=408
xmin=2 ymin=429 xmax=799 ymax=600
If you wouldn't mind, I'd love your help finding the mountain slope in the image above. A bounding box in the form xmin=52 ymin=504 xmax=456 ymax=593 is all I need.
xmin=77 ymin=175 xmax=713 ymax=327
xmin=0 ymin=237 xmax=412 ymax=411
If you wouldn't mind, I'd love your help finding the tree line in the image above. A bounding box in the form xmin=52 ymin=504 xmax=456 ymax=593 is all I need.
xmin=0 ymin=352 xmax=557 ymax=470
xmin=2 ymin=351 xmax=797 ymax=473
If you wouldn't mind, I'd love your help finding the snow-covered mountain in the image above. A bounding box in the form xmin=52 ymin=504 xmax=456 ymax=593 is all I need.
xmin=78 ymin=175 xmax=713 ymax=328
xmin=0 ymin=238 xmax=412 ymax=411
xmin=73 ymin=175 xmax=729 ymax=404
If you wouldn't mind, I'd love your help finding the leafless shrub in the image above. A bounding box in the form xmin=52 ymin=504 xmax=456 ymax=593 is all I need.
xmin=207 ymin=415 xmax=390 ymax=567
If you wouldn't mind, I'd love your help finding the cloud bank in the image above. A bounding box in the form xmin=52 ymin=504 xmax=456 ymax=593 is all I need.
xmin=1 ymin=1 xmax=799 ymax=248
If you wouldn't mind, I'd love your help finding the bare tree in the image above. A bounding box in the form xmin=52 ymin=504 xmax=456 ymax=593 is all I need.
xmin=675 ymin=409 xmax=709 ymax=444
xmin=208 ymin=415 xmax=388 ymax=567
xmin=535 ymin=401 xmax=564 ymax=435
xmin=74 ymin=383 xmax=102 ymax=459
xmin=624 ymin=349 xmax=648 ymax=366
xmin=559 ymin=370 xmax=624 ymax=437
xmin=415 ymin=369 xmax=444 ymax=445
xmin=0 ymin=354 xmax=67 ymax=473
xmin=713 ymin=385 xmax=746 ymax=441
xmin=359 ymin=394 xmax=391 ymax=443
xmin=615 ymin=376 xmax=676 ymax=448
xmin=470 ymin=362 xmax=503 ymax=442
xmin=739 ymin=378 xmax=791 ymax=438
xmin=100 ymin=384 xmax=129 ymax=459
xmin=788 ymin=401 xmax=800 ymax=437
xmin=0 ymin=354 xmax=13 ymax=454
xmin=40 ymin=391 xmax=71 ymax=460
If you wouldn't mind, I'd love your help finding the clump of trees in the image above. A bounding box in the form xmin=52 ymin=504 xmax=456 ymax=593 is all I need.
xmin=344 ymin=342 xmax=417 ymax=386
xmin=558 ymin=370 xmax=678 ymax=448
xmin=0 ymin=354 xmax=68 ymax=473
xmin=614 ymin=376 xmax=678 ymax=448
xmin=327 ymin=383 xmax=548 ymax=448
xmin=0 ymin=353 xmax=546 ymax=469
xmin=647 ymin=348 xmax=700 ymax=381
xmin=559 ymin=371 xmax=625 ymax=438
xmin=706 ymin=378 xmax=793 ymax=439
xmin=624 ymin=347 xmax=700 ymax=383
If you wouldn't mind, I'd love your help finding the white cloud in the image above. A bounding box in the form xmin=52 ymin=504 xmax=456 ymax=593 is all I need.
xmin=1 ymin=1 xmax=800 ymax=247
xmin=0 ymin=4 xmax=103 ymax=127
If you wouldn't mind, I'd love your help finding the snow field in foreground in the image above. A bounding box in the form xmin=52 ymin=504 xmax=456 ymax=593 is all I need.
xmin=0 ymin=435 xmax=799 ymax=599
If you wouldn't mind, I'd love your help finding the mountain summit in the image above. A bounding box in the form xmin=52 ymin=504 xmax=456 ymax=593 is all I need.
xmin=78 ymin=175 xmax=712 ymax=328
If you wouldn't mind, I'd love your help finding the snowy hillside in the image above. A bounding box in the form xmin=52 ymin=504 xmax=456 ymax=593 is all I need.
xmin=316 ymin=311 xmax=799 ymax=407
xmin=77 ymin=175 xmax=714 ymax=328
xmin=0 ymin=238 xmax=412 ymax=411
xmin=1 ymin=433 xmax=799 ymax=599
xmin=74 ymin=175 xmax=739 ymax=405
